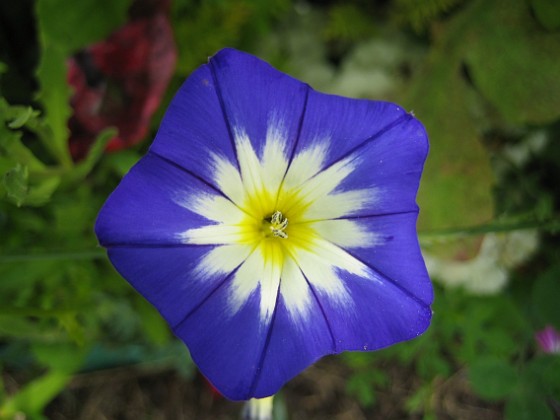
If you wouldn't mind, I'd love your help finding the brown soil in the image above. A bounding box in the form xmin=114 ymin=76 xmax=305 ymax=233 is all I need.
xmin=40 ymin=357 xmax=503 ymax=419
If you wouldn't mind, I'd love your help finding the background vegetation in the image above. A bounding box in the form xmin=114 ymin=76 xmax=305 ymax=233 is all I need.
xmin=1 ymin=0 xmax=559 ymax=418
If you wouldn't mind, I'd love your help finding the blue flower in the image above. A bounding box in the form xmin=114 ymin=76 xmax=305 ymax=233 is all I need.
xmin=95 ymin=48 xmax=433 ymax=401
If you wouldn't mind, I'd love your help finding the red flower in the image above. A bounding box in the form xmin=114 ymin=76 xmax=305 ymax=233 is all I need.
xmin=68 ymin=0 xmax=177 ymax=160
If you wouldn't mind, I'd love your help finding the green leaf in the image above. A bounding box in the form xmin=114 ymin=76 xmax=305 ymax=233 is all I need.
xmin=0 ymin=371 xmax=71 ymax=419
xmin=0 ymin=101 xmax=46 ymax=172
xmin=32 ymin=343 xmax=87 ymax=373
xmin=25 ymin=176 xmax=61 ymax=206
xmin=1 ymin=163 xmax=61 ymax=207
xmin=3 ymin=164 xmax=28 ymax=206
xmin=7 ymin=106 xmax=39 ymax=129
xmin=63 ymin=128 xmax=116 ymax=187
xmin=405 ymin=383 xmax=434 ymax=414
xmin=464 ymin=0 xmax=560 ymax=124
xmin=531 ymin=266 xmax=560 ymax=328
xmin=409 ymin=0 xmax=560 ymax=249
xmin=525 ymin=356 xmax=560 ymax=399
xmin=105 ymin=150 xmax=142 ymax=177
xmin=530 ymin=0 xmax=560 ymax=31
xmin=32 ymin=0 xmax=129 ymax=169
xmin=345 ymin=368 xmax=388 ymax=407
xmin=34 ymin=42 xmax=73 ymax=167
xmin=35 ymin=0 xmax=131 ymax=53
xmin=0 ymin=316 xmax=46 ymax=339
xmin=393 ymin=0 xmax=465 ymax=32
xmin=405 ymin=8 xmax=494 ymax=253
xmin=134 ymin=297 xmax=171 ymax=346
xmin=505 ymin=391 xmax=554 ymax=420
xmin=324 ymin=4 xmax=376 ymax=42
xmin=469 ymin=357 xmax=518 ymax=400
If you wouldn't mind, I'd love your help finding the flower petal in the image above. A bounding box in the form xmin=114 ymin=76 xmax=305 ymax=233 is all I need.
xmin=248 ymin=291 xmax=335 ymax=398
xmin=334 ymin=212 xmax=433 ymax=305
xmin=252 ymin=266 xmax=431 ymax=398
xmin=316 ymin=269 xmax=432 ymax=352
xmin=173 ymin=277 xmax=275 ymax=400
xmin=148 ymin=63 xmax=236 ymax=190
xmin=150 ymin=48 xmax=310 ymax=199
xmin=208 ymin=49 xmax=309 ymax=165
xmin=297 ymin=92 xmax=422 ymax=165
xmin=333 ymin=116 xmax=428 ymax=216
xmin=95 ymin=153 xmax=237 ymax=247
xmin=173 ymin=260 xmax=336 ymax=400
xmin=293 ymin=92 xmax=427 ymax=216
xmin=105 ymin=245 xmax=244 ymax=328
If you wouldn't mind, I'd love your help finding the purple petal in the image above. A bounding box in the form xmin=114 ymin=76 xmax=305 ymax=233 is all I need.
xmin=173 ymin=282 xmax=272 ymax=400
xmin=150 ymin=48 xmax=309 ymax=185
xmin=296 ymin=92 xmax=427 ymax=215
xmin=148 ymin=62 xmax=235 ymax=189
xmin=298 ymin=91 xmax=425 ymax=168
xmin=208 ymin=48 xmax=309 ymax=160
xmin=107 ymin=245 xmax=228 ymax=328
xmin=344 ymin=212 xmax=433 ymax=306
xmin=317 ymin=270 xmax=432 ymax=351
xmin=95 ymin=153 xmax=225 ymax=247
xmin=174 ymin=279 xmax=335 ymax=400
xmin=335 ymin=114 xmax=427 ymax=215
xmin=535 ymin=325 xmax=560 ymax=354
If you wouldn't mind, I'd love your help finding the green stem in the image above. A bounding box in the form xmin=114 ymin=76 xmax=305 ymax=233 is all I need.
xmin=0 ymin=250 xmax=106 ymax=263
xmin=419 ymin=217 xmax=560 ymax=238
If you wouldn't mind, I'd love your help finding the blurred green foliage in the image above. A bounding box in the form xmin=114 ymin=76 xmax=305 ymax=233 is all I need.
xmin=1 ymin=0 xmax=560 ymax=418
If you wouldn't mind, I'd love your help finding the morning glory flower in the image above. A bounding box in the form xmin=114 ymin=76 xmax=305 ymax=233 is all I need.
xmin=95 ymin=48 xmax=433 ymax=401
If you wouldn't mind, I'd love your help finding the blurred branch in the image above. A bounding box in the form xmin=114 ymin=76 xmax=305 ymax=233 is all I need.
xmin=419 ymin=216 xmax=560 ymax=239
xmin=0 ymin=250 xmax=106 ymax=263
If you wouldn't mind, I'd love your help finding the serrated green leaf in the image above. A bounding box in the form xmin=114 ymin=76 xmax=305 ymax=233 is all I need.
xmin=34 ymin=43 xmax=72 ymax=167
xmin=469 ymin=357 xmax=518 ymax=400
xmin=64 ymin=128 xmax=116 ymax=186
xmin=0 ymin=102 xmax=46 ymax=172
xmin=32 ymin=0 xmax=127 ymax=169
xmin=3 ymin=164 xmax=28 ymax=206
xmin=1 ymin=162 xmax=60 ymax=207
xmin=25 ymin=176 xmax=61 ymax=206
xmin=7 ymin=106 xmax=38 ymax=129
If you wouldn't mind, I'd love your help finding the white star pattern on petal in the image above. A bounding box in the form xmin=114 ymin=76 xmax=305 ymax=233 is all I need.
xmin=177 ymin=123 xmax=382 ymax=322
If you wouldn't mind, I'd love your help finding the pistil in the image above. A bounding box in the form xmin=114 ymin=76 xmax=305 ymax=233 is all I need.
xmin=267 ymin=210 xmax=288 ymax=239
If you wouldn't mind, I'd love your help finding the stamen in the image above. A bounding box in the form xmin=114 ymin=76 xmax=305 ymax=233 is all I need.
xmin=269 ymin=210 xmax=288 ymax=239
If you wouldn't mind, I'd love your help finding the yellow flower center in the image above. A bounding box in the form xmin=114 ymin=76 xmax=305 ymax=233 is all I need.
xmin=181 ymin=135 xmax=376 ymax=321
